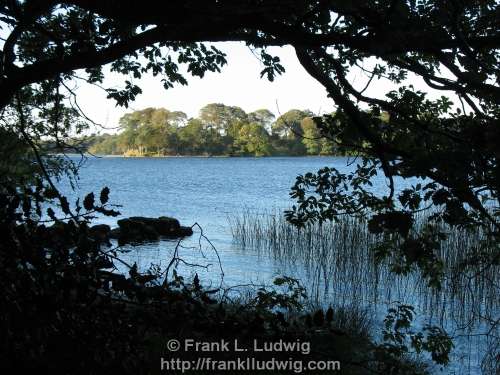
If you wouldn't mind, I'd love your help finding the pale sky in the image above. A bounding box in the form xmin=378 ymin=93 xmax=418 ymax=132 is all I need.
xmin=71 ymin=42 xmax=457 ymax=133
xmin=73 ymin=43 xmax=336 ymax=132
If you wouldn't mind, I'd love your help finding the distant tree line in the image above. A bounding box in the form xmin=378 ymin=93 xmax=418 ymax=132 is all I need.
xmin=88 ymin=104 xmax=357 ymax=157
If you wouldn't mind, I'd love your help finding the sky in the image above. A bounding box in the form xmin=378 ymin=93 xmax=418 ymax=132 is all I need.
xmin=0 ymin=21 xmax=464 ymax=136
xmin=71 ymin=42 xmax=456 ymax=134
xmin=71 ymin=42 xmax=366 ymax=132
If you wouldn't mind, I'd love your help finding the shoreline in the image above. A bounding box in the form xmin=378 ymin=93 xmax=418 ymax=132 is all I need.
xmin=54 ymin=153 xmax=346 ymax=158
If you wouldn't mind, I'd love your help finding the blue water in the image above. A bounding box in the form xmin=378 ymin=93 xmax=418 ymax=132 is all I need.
xmin=54 ymin=156 xmax=491 ymax=374
xmin=56 ymin=155 xmax=410 ymax=284
xmin=57 ymin=156 xmax=387 ymax=284
xmin=59 ymin=156 xmax=389 ymax=232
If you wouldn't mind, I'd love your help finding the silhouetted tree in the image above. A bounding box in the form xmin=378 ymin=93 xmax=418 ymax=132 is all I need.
xmin=1 ymin=0 xmax=498 ymax=318
xmin=0 ymin=1 xmax=499 ymax=371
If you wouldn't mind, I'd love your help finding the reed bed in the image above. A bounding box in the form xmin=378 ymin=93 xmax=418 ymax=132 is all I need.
xmin=228 ymin=210 xmax=499 ymax=331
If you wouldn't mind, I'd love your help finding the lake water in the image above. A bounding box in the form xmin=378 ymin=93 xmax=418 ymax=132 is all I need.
xmin=58 ymin=156 xmax=395 ymax=283
xmin=56 ymin=156 xmax=495 ymax=374
xmin=60 ymin=156 xmax=376 ymax=232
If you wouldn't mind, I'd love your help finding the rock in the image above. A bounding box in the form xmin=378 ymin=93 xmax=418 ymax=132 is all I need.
xmin=115 ymin=216 xmax=193 ymax=245
xmin=109 ymin=227 xmax=121 ymax=239
xmin=176 ymin=226 xmax=194 ymax=237
xmin=129 ymin=216 xmax=180 ymax=236
xmin=88 ymin=224 xmax=111 ymax=245
xmin=117 ymin=218 xmax=159 ymax=245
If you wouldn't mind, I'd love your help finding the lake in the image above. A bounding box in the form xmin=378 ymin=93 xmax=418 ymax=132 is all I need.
xmin=59 ymin=155 xmax=380 ymax=232
xmin=56 ymin=156 xmax=495 ymax=374
xmin=57 ymin=155 xmax=396 ymax=284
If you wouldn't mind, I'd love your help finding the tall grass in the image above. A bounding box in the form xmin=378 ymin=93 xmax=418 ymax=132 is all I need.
xmin=229 ymin=210 xmax=499 ymax=332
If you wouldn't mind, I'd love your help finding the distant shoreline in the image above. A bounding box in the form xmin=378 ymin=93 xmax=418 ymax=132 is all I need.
xmin=54 ymin=153 xmax=345 ymax=158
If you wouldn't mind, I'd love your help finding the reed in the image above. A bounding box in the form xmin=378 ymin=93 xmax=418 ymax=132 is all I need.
xmin=229 ymin=209 xmax=499 ymax=333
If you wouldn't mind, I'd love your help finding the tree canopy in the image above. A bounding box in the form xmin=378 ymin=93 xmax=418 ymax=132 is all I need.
xmin=0 ymin=1 xmax=499 ymax=372
xmin=89 ymin=105 xmax=346 ymax=157
xmin=1 ymin=0 xmax=498 ymax=308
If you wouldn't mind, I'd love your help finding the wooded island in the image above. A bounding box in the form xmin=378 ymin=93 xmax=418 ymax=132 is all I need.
xmin=88 ymin=104 xmax=376 ymax=157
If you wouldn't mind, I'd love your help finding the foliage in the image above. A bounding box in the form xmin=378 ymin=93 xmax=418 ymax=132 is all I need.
xmin=0 ymin=0 xmax=499 ymax=372
xmin=230 ymin=209 xmax=498 ymax=327
xmin=254 ymin=276 xmax=308 ymax=311
xmin=89 ymin=105 xmax=346 ymax=157
xmin=0 ymin=180 xmax=433 ymax=373
xmin=301 ymin=117 xmax=336 ymax=155
xmin=0 ymin=126 xmax=35 ymax=182
xmin=379 ymin=303 xmax=453 ymax=366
